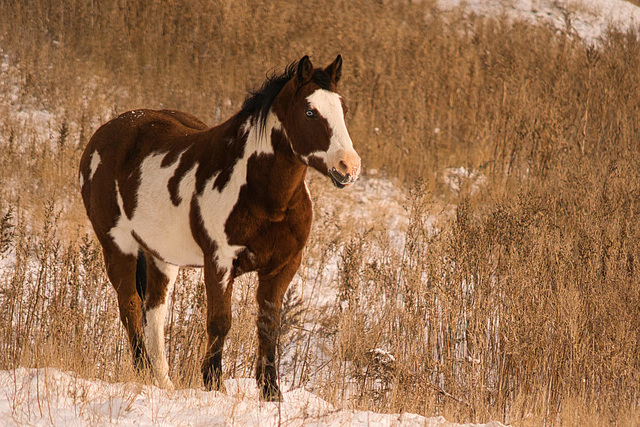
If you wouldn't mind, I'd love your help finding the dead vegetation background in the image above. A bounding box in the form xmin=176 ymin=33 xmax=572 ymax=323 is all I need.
xmin=1 ymin=0 xmax=640 ymax=425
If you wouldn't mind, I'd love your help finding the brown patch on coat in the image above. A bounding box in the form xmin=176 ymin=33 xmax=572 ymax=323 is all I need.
xmin=143 ymin=254 xmax=173 ymax=310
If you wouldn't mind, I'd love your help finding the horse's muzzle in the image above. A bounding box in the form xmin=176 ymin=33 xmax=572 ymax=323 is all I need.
xmin=329 ymin=168 xmax=356 ymax=189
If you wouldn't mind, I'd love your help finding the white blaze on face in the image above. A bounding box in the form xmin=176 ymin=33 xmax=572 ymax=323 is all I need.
xmin=305 ymin=89 xmax=361 ymax=182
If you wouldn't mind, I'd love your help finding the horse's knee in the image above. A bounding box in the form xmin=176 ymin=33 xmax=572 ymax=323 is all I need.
xmin=256 ymin=300 xmax=281 ymax=347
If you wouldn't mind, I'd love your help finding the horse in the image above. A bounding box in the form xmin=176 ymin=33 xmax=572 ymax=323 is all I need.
xmin=78 ymin=55 xmax=361 ymax=400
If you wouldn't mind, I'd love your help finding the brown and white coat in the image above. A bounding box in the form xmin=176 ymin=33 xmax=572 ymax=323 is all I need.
xmin=79 ymin=55 xmax=360 ymax=400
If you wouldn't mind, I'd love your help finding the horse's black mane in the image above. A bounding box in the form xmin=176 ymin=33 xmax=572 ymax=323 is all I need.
xmin=241 ymin=60 xmax=333 ymax=135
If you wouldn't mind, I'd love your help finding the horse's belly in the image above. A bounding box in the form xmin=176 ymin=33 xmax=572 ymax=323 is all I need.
xmin=128 ymin=153 xmax=204 ymax=267
xmin=130 ymin=213 xmax=203 ymax=266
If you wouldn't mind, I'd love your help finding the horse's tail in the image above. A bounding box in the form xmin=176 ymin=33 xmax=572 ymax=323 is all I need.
xmin=135 ymin=249 xmax=147 ymax=300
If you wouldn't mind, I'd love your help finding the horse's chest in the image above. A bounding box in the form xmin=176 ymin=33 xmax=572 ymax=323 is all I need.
xmin=226 ymin=198 xmax=312 ymax=274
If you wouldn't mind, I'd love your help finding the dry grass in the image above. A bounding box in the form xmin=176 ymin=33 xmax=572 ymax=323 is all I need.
xmin=1 ymin=0 xmax=640 ymax=425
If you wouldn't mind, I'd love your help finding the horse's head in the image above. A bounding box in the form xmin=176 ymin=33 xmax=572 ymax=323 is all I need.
xmin=274 ymin=55 xmax=361 ymax=188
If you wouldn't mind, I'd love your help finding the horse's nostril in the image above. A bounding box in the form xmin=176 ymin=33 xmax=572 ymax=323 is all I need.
xmin=338 ymin=160 xmax=349 ymax=173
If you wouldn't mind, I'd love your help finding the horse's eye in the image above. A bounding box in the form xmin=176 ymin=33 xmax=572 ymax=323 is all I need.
xmin=305 ymin=109 xmax=318 ymax=119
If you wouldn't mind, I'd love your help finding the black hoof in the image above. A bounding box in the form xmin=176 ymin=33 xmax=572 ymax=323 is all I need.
xmin=202 ymin=365 xmax=226 ymax=393
xmin=256 ymin=359 xmax=281 ymax=401
xmin=132 ymin=341 xmax=153 ymax=378
xmin=261 ymin=382 xmax=283 ymax=402
xmin=206 ymin=380 xmax=226 ymax=394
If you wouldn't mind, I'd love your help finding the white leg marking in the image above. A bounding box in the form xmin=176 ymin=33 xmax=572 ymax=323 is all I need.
xmin=144 ymin=257 xmax=179 ymax=390
xmin=89 ymin=151 xmax=101 ymax=180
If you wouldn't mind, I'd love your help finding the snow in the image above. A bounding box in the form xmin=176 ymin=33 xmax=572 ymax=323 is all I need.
xmin=0 ymin=368 xmax=504 ymax=426
xmin=442 ymin=167 xmax=487 ymax=195
xmin=0 ymin=49 xmax=57 ymax=142
xmin=437 ymin=0 xmax=640 ymax=43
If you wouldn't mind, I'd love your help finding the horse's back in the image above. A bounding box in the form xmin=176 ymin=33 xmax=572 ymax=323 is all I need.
xmin=82 ymin=109 xmax=207 ymax=164
xmin=157 ymin=110 xmax=209 ymax=131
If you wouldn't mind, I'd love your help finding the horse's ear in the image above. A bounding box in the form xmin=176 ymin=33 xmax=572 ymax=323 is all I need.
xmin=324 ymin=54 xmax=342 ymax=84
xmin=297 ymin=55 xmax=314 ymax=86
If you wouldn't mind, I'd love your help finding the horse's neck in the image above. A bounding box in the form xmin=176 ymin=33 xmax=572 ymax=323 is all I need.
xmin=244 ymin=122 xmax=308 ymax=217
xmin=205 ymin=111 xmax=307 ymax=217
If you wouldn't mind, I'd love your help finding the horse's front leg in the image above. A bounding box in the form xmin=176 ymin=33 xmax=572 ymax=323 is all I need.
xmin=256 ymin=252 xmax=302 ymax=401
xmin=201 ymin=258 xmax=234 ymax=392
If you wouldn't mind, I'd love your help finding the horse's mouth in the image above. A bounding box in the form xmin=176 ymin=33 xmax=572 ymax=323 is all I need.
xmin=329 ymin=168 xmax=353 ymax=189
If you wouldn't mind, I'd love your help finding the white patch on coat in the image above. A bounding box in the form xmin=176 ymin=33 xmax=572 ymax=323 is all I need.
xmin=109 ymin=113 xmax=282 ymax=276
xmin=89 ymin=151 xmax=101 ymax=180
xmin=127 ymin=151 xmax=203 ymax=266
xmin=243 ymin=112 xmax=279 ymax=156
xmin=240 ymin=119 xmax=252 ymax=136
xmin=108 ymin=182 xmax=138 ymax=256
xmin=78 ymin=173 xmax=84 ymax=189
xmin=106 ymin=113 xmax=281 ymax=287
xmin=144 ymin=257 xmax=179 ymax=390
xmin=178 ymin=163 xmax=198 ymax=202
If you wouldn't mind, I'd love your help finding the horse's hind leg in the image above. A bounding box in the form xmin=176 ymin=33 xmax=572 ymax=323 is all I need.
xmin=143 ymin=254 xmax=179 ymax=389
xmin=102 ymin=244 xmax=150 ymax=374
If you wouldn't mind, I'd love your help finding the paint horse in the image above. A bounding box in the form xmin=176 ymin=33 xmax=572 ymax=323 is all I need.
xmin=79 ymin=55 xmax=360 ymax=400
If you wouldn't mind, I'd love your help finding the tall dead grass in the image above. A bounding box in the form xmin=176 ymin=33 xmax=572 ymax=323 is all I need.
xmin=1 ymin=0 xmax=640 ymax=424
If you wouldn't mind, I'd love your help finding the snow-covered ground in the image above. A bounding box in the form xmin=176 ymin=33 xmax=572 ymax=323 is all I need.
xmin=1 ymin=0 xmax=639 ymax=425
xmin=438 ymin=0 xmax=640 ymax=43
xmin=0 ymin=368 xmax=506 ymax=426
